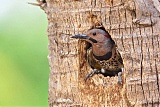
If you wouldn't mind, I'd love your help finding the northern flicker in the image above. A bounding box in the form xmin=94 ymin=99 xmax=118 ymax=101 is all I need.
xmin=71 ymin=28 xmax=124 ymax=84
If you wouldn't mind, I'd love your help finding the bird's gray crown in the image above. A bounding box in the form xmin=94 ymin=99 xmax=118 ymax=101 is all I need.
xmin=86 ymin=29 xmax=107 ymax=35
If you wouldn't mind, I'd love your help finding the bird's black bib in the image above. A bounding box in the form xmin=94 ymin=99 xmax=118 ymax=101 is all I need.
xmin=93 ymin=52 xmax=112 ymax=61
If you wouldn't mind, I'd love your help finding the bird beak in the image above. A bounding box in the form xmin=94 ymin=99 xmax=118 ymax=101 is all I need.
xmin=71 ymin=34 xmax=97 ymax=43
xmin=71 ymin=34 xmax=89 ymax=39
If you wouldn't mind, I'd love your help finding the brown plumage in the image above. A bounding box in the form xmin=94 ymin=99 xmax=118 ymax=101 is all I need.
xmin=71 ymin=28 xmax=124 ymax=83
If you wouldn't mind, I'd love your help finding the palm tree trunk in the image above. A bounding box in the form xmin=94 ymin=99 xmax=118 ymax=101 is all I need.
xmin=43 ymin=0 xmax=160 ymax=106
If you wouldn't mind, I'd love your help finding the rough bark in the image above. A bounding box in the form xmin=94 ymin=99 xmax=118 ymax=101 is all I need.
xmin=40 ymin=0 xmax=160 ymax=106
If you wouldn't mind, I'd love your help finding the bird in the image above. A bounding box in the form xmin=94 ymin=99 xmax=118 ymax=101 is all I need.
xmin=71 ymin=28 xmax=124 ymax=84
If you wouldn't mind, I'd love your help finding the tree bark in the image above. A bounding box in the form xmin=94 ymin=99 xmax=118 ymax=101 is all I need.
xmin=42 ymin=0 xmax=160 ymax=106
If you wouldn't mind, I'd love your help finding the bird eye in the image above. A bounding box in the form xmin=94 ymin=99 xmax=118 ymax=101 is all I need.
xmin=93 ymin=32 xmax=96 ymax=36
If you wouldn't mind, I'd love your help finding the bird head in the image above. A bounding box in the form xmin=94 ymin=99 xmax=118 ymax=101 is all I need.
xmin=71 ymin=29 xmax=112 ymax=44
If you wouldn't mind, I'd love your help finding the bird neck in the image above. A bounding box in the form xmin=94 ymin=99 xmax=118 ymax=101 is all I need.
xmin=92 ymin=39 xmax=114 ymax=57
xmin=92 ymin=44 xmax=112 ymax=56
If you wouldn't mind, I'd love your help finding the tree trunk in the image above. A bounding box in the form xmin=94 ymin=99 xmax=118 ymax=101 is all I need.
xmin=42 ymin=0 xmax=160 ymax=106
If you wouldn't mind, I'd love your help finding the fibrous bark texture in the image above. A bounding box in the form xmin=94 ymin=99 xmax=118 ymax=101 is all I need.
xmin=42 ymin=0 xmax=160 ymax=106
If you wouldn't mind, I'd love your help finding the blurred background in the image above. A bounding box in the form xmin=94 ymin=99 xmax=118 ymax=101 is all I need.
xmin=0 ymin=0 xmax=49 ymax=106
